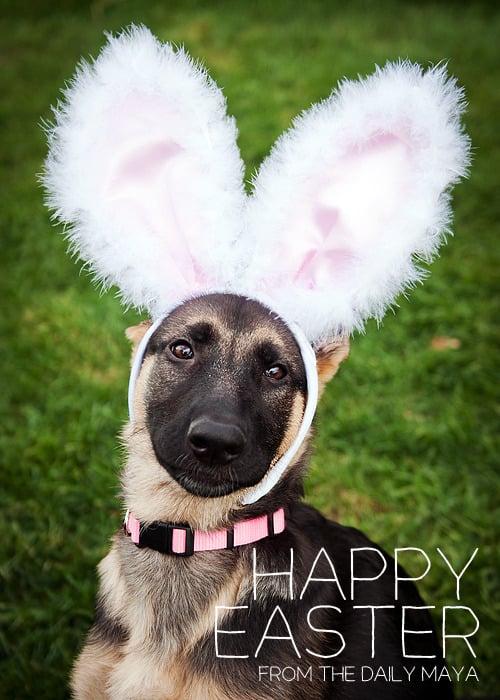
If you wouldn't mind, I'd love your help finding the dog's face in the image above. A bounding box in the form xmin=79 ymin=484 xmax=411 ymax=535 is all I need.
xmin=139 ymin=294 xmax=308 ymax=498
xmin=125 ymin=293 xmax=348 ymax=524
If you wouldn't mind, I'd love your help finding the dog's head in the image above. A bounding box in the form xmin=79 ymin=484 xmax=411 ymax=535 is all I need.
xmin=124 ymin=294 xmax=348 ymax=525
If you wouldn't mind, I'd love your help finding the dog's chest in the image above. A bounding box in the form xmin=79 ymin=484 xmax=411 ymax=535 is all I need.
xmin=112 ymin=543 xmax=259 ymax=698
xmin=121 ymin=543 xmax=242 ymax=653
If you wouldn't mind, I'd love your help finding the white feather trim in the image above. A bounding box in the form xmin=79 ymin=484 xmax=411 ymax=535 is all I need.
xmin=242 ymin=61 xmax=470 ymax=341
xmin=43 ymin=25 xmax=246 ymax=318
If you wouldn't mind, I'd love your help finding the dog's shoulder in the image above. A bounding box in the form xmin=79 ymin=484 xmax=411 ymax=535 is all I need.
xmin=285 ymin=501 xmax=427 ymax=608
xmin=285 ymin=499 xmax=388 ymax=568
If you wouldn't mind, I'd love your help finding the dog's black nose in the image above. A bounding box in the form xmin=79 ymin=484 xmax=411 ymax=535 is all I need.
xmin=187 ymin=416 xmax=246 ymax=465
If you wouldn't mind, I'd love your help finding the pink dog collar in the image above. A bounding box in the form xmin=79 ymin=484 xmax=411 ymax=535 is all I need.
xmin=124 ymin=507 xmax=286 ymax=556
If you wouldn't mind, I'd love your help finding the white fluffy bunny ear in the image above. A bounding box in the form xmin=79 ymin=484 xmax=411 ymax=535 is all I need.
xmin=244 ymin=61 xmax=470 ymax=342
xmin=43 ymin=25 xmax=245 ymax=318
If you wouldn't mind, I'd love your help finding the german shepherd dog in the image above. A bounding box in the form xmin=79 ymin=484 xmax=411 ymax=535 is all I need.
xmin=71 ymin=293 xmax=453 ymax=700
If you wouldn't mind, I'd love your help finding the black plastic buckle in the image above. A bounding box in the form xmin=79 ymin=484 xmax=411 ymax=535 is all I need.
xmin=166 ymin=523 xmax=195 ymax=556
xmin=129 ymin=520 xmax=195 ymax=556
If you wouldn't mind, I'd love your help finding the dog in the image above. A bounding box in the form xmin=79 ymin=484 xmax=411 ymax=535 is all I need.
xmin=70 ymin=293 xmax=454 ymax=700
xmin=42 ymin=27 xmax=470 ymax=699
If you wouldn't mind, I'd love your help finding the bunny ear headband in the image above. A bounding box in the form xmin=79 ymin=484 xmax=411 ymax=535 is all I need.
xmin=43 ymin=25 xmax=470 ymax=504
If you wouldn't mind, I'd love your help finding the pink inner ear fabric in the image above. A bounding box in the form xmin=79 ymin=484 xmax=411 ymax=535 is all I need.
xmin=284 ymin=132 xmax=410 ymax=290
xmin=109 ymin=140 xmax=184 ymax=184
xmin=314 ymin=204 xmax=340 ymax=235
xmin=94 ymin=92 xmax=217 ymax=301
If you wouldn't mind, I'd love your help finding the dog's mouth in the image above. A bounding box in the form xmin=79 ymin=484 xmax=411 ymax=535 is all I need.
xmin=155 ymin=451 xmax=267 ymax=498
xmin=174 ymin=460 xmax=247 ymax=498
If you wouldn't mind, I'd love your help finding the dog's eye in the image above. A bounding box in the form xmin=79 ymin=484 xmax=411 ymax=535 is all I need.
xmin=170 ymin=341 xmax=194 ymax=360
xmin=264 ymin=364 xmax=288 ymax=381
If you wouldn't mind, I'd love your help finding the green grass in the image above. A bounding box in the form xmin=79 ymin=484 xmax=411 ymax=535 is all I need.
xmin=1 ymin=1 xmax=498 ymax=697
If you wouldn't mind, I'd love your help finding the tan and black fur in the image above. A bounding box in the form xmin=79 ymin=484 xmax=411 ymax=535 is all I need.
xmin=71 ymin=294 xmax=452 ymax=700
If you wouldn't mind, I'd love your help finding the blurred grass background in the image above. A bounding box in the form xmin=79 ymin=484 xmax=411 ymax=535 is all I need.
xmin=0 ymin=0 xmax=498 ymax=697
